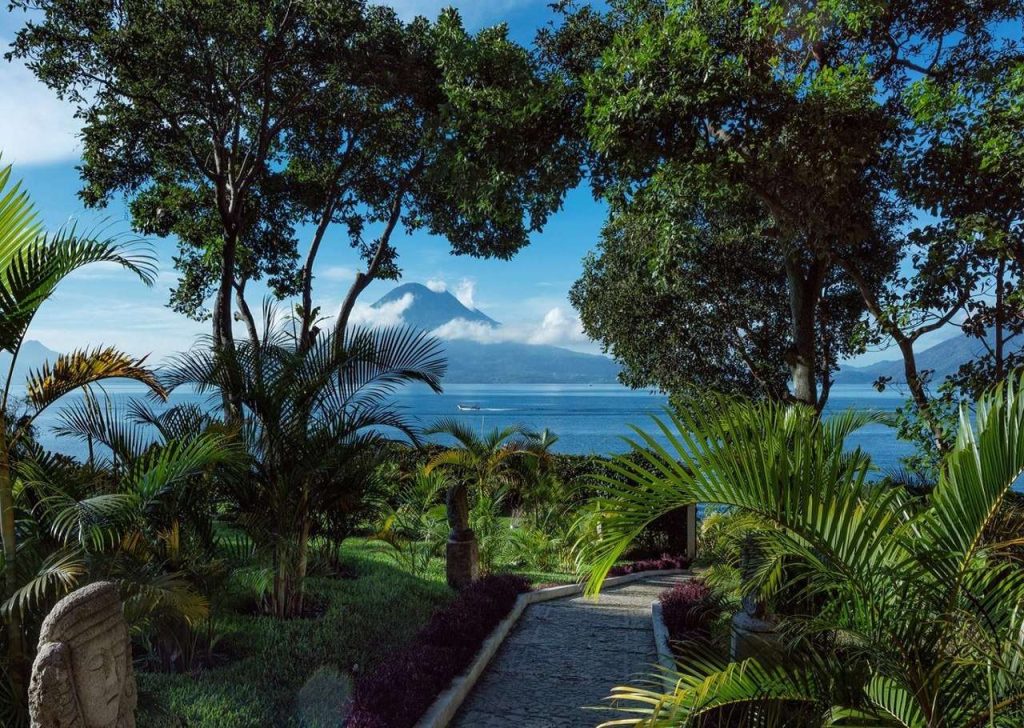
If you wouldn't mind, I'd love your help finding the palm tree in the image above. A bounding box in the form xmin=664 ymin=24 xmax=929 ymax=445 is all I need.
xmin=0 ymin=160 xmax=162 ymax=696
xmin=163 ymin=317 xmax=445 ymax=617
xmin=579 ymin=382 xmax=1024 ymax=727
xmin=4 ymin=394 xmax=239 ymax=681
xmin=424 ymin=419 xmax=535 ymax=587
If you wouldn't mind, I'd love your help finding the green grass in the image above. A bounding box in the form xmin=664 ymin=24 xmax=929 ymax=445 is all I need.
xmin=138 ymin=538 xmax=579 ymax=727
xmin=139 ymin=540 xmax=452 ymax=727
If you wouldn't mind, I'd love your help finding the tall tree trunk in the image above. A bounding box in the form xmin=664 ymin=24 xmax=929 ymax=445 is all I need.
xmin=213 ymin=235 xmax=237 ymax=351
xmin=785 ymin=255 xmax=825 ymax=409
xmin=841 ymin=259 xmax=952 ymax=456
xmin=334 ymin=170 xmax=418 ymax=338
xmin=994 ymin=258 xmax=1006 ymax=383
xmin=298 ymin=202 xmax=335 ymax=351
xmin=0 ymin=439 xmax=25 ymax=703
xmin=234 ymin=279 xmax=260 ymax=345
xmin=213 ymin=232 xmax=243 ymax=420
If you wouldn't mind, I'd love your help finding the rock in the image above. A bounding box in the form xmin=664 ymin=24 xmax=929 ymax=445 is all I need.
xmin=29 ymin=581 xmax=137 ymax=728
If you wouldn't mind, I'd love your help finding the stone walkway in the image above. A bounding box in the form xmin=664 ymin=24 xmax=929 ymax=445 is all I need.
xmin=452 ymin=574 xmax=688 ymax=728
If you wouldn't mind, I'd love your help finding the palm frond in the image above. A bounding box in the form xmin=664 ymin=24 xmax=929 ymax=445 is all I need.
xmin=25 ymin=347 xmax=166 ymax=413
xmin=0 ymin=227 xmax=156 ymax=352
xmin=0 ymin=160 xmax=42 ymax=271
xmin=0 ymin=547 xmax=85 ymax=617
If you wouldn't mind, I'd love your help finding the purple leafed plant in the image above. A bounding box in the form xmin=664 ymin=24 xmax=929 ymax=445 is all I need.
xmin=608 ymin=553 xmax=690 ymax=576
xmin=347 ymin=573 xmax=531 ymax=728
xmin=659 ymin=579 xmax=717 ymax=640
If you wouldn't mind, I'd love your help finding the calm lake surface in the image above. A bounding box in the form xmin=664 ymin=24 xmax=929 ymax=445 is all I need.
xmin=26 ymin=382 xmax=915 ymax=473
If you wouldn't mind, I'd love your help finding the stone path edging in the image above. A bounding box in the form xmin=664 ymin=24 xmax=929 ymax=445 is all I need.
xmin=655 ymin=597 xmax=679 ymax=696
xmin=414 ymin=569 xmax=691 ymax=728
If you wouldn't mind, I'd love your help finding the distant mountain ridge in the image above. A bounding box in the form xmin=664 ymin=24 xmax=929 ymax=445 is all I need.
xmin=836 ymin=331 xmax=1009 ymax=385
xmin=369 ymin=283 xmax=620 ymax=384
xmin=0 ymin=340 xmax=61 ymax=383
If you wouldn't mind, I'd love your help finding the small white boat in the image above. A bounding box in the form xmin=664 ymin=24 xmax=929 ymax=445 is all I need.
xmin=457 ymin=403 xmax=481 ymax=411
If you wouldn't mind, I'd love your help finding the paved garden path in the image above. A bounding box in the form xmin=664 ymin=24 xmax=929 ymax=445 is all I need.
xmin=451 ymin=574 xmax=689 ymax=728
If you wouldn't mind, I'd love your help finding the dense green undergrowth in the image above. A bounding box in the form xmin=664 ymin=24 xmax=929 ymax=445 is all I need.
xmin=138 ymin=540 xmax=576 ymax=727
xmin=138 ymin=542 xmax=452 ymax=727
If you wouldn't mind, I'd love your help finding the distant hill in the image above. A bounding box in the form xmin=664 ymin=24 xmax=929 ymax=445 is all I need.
xmin=441 ymin=339 xmax=619 ymax=384
xmin=372 ymin=282 xmax=498 ymax=332
xmin=369 ymin=283 xmax=619 ymax=384
xmin=0 ymin=340 xmax=61 ymax=383
xmin=837 ymin=331 xmax=1004 ymax=385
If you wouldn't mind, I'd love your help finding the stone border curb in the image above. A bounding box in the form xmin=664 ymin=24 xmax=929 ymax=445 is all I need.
xmin=651 ymin=600 xmax=676 ymax=676
xmin=414 ymin=569 xmax=691 ymax=728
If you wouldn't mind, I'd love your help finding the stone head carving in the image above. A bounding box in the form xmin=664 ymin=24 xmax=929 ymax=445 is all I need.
xmin=29 ymin=581 xmax=137 ymax=728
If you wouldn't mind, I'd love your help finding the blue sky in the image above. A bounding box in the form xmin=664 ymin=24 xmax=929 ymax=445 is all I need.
xmin=0 ymin=0 xmax=953 ymax=367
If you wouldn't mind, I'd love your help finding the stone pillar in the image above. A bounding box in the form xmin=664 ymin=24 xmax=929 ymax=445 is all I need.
xmin=730 ymin=611 xmax=781 ymax=662
xmin=446 ymin=535 xmax=479 ymax=590
xmin=445 ymin=482 xmax=479 ymax=590
xmin=685 ymin=503 xmax=697 ymax=561
xmin=729 ymin=534 xmax=780 ymax=663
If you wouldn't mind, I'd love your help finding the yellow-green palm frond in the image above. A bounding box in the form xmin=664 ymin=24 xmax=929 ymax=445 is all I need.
xmin=25 ymin=346 xmax=166 ymax=413
xmin=923 ymin=372 xmax=1024 ymax=593
xmin=597 ymin=648 xmax=837 ymax=728
xmin=0 ymin=161 xmax=42 ymax=269
xmin=0 ymin=227 xmax=156 ymax=353
xmin=127 ymin=431 xmax=242 ymax=509
xmin=0 ymin=547 xmax=85 ymax=617
xmin=576 ymin=397 xmax=895 ymax=596
xmin=425 ymin=447 xmax=478 ymax=474
xmin=120 ymin=571 xmax=210 ymax=627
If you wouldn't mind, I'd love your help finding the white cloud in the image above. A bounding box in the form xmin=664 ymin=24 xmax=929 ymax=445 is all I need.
xmin=527 ymin=307 xmax=588 ymax=346
xmin=425 ymin=278 xmax=447 ymax=293
xmin=452 ymin=277 xmax=477 ymax=309
xmin=320 ymin=265 xmax=355 ymax=282
xmin=348 ymin=292 xmax=414 ymax=328
xmin=429 ymin=306 xmax=593 ymax=351
xmin=0 ymin=50 xmax=82 ymax=166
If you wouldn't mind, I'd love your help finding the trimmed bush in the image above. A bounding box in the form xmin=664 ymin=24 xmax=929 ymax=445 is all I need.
xmin=347 ymin=573 xmax=531 ymax=728
xmin=659 ymin=580 xmax=718 ymax=640
xmin=609 ymin=553 xmax=690 ymax=576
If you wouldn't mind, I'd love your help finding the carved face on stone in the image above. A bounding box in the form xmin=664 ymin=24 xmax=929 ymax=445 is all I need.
xmin=29 ymin=581 xmax=137 ymax=728
xmin=69 ymin=621 xmax=129 ymax=726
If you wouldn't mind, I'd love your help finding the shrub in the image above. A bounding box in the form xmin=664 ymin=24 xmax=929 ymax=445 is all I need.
xmin=659 ymin=580 xmax=720 ymax=641
xmin=608 ymin=553 xmax=690 ymax=576
xmin=348 ymin=573 xmax=530 ymax=728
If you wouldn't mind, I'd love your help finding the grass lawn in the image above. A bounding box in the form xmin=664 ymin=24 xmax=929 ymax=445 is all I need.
xmin=139 ymin=540 xmax=451 ymax=727
xmin=139 ymin=539 xmax=577 ymax=727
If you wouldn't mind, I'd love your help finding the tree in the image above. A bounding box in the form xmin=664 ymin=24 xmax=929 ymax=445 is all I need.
xmin=8 ymin=0 xmax=359 ymax=356
xmin=294 ymin=8 xmax=582 ymax=348
xmin=548 ymin=0 xmax=1021 ymax=421
xmin=570 ymin=173 xmax=863 ymax=404
xmin=0 ymin=160 xmax=164 ymax=704
xmin=162 ymin=318 xmax=446 ymax=618
xmin=10 ymin=2 xmax=581 ymax=358
xmin=879 ymin=53 xmax=1024 ymax=471
xmin=580 ymin=380 xmax=1024 ymax=726
xmin=424 ymin=420 xmax=535 ymax=588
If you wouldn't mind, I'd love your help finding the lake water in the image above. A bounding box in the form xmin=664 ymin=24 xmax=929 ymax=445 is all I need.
xmin=25 ymin=382 xmax=915 ymax=473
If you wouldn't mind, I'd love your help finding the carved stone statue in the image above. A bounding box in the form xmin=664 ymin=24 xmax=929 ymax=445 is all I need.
xmin=445 ymin=482 xmax=479 ymax=589
xmin=29 ymin=581 xmax=137 ymax=728
xmin=446 ymin=482 xmax=473 ymax=541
